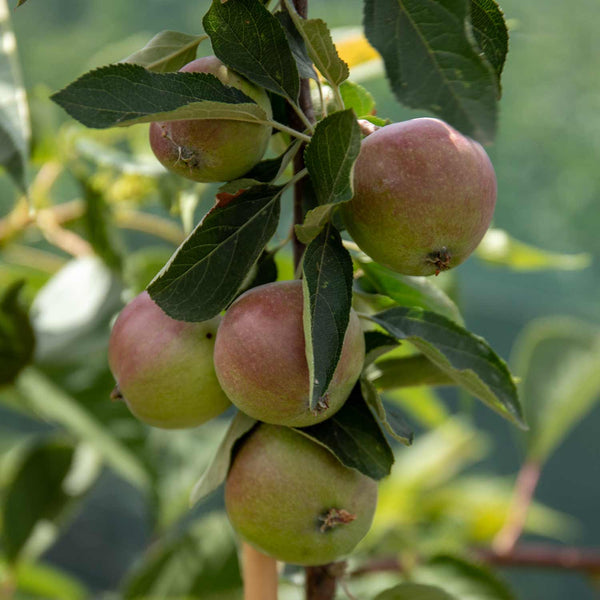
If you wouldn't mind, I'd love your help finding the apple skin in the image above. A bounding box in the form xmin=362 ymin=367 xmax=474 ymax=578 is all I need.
xmin=213 ymin=280 xmax=365 ymax=427
xmin=108 ymin=291 xmax=231 ymax=429
xmin=343 ymin=118 xmax=497 ymax=276
xmin=149 ymin=56 xmax=272 ymax=183
xmin=225 ymin=424 xmax=378 ymax=566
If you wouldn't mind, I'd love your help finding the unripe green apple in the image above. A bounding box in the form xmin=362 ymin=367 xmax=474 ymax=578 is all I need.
xmin=108 ymin=291 xmax=231 ymax=429
xmin=213 ymin=280 xmax=365 ymax=427
xmin=225 ymin=424 xmax=378 ymax=566
xmin=149 ymin=56 xmax=272 ymax=183
xmin=343 ymin=118 xmax=497 ymax=276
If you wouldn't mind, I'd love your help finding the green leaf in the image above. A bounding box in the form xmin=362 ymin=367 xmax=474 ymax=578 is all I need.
xmin=148 ymin=184 xmax=282 ymax=322
xmin=363 ymin=0 xmax=498 ymax=143
xmin=370 ymin=355 xmax=454 ymax=390
xmin=123 ymin=513 xmax=242 ymax=599
xmin=15 ymin=368 xmax=151 ymax=491
xmin=203 ymin=0 xmax=299 ymax=102
xmin=415 ymin=554 xmax=515 ymax=600
xmin=475 ymin=228 xmax=592 ymax=271
xmin=275 ymin=10 xmax=318 ymax=80
xmin=339 ymin=80 xmax=376 ymax=116
xmin=121 ymin=30 xmax=207 ymax=73
xmin=358 ymin=259 xmax=463 ymax=324
xmin=302 ymin=224 xmax=354 ymax=411
xmin=283 ymin=1 xmax=349 ymax=86
xmin=370 ymin=307 xmax=525 ymax=428
xmin=190 ymin=412 xmax=257 ymax=506
xmin=5 ymin=559 xmax=88 ymax=600
xmin=296 ymin=382 xmax=394 ymax=480
xmin=511 ymin=317 xmax=600 ymax=463
xmin=304 ymin=109 xmax=361 ymax=206
xmin=51 ymin=63 xmax=267 ymax=129
xmin=375 ymin=583 xmax=456 ymax=600
xmin=295 ymin=204 xmax=335 ymax=245
xmin=470 ymin=0 xmax=509 ymax=86
xmin=361 ymin=377 xmax=413 ymax=445
xmin=0 ymin=0 xmax=29 ymax=190
xmin=2 ymin=440 xmax=75 ymax=562
xmin=0 ymin=280 xmax=35 ymax=387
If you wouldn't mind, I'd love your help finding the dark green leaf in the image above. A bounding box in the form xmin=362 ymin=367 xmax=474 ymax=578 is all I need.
xmin=148 ymin=184 xmax=282 ymax=322
xmin=0 ymin=280 xmax=35 ymax=387
xmin=339 ymin=80 xmax=376 ymax=116
xmin=375 ymin=583 xmax=456 ymax=600
xmin=121 ymin=31 xmax=207 ymax=73
xmin=470 ymin=0 xmax=509 ymax=86
xmin=358 ymin=259 xmax=463 ymax=324
xmin=123 ymin=514 xmax=242 ymax=599
xmin=371 ymin=307 xmax=525 ymax=428
xmin=52 ymin=64 xmax=267 ymax=129
xmin=242 ymin=139 xmax=302 ymax=183
xmin=275 ymin=10 xmax=318 ymax=80
xmin=302 ymin=224 xmax=354 ymax=411
xmin=361 ymin=377 xmax=413 ymax=445
xmin=511 ymin=317 xmax=600 ymax=463
xmin=296 ymin=382 xmax=394 ymax=480
xmin=190 ymin=412 xmax=257 ymax=505
xmin=304 ymin=109 xmax=361 ymax=206
xmin=364 ymin=330 xmax=400 ymax=365
xmin=203 ymin=0 xmax=299 ymax=101
xmin=0 ymin=5 xmax=29 ymax=190
xmin=2 ymin=440 xmax=75 ymax=562
xmin=363 ymin=0 xmax=498 ymax=143
xmin=237 ymin=250 xmax=278 ymax=296
xmin=415 ymin=554 xmax=515 ymax=600
xmin=284 ymin=6 xmax=349 ymax=87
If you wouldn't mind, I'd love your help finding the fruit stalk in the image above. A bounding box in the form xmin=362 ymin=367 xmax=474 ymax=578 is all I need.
xmin=242 ymin=542 xmax=278 ymax=600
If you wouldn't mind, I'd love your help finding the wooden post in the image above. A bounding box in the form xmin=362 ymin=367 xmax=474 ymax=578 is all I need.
xmin=242 ymin=542 xmax=279 ymax=600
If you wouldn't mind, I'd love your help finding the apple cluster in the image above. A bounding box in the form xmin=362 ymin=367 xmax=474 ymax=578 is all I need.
xmin=108 ymin=57 xmax=497 ymax=567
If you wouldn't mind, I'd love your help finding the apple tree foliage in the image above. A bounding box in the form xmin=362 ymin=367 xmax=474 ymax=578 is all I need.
xmin=0 ymin=0 xmax=598 ymax=598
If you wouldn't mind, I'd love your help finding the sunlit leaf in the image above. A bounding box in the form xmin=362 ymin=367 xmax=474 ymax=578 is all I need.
xmin=511 ymin=317 xmax=600 ymax=462
xmin=190 ymin=412 xmax=257 ymax=506
xmin=476 ymin=228 xmax=592 ymax=271
xmin=121 ymin=31 xmax=207 ymax=73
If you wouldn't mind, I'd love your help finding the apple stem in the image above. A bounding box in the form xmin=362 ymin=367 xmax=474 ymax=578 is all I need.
xmin=305 ymin=563 xmax=339 ymax=600
xmin=242 ymin=542 xmax=279 ymax=600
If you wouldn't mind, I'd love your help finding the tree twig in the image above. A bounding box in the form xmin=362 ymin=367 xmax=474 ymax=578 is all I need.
xmin=350 ymin=544 xmax=600 ymax=577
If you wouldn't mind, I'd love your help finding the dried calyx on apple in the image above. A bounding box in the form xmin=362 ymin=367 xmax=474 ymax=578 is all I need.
xmin=225 ymin=423 xmax=378 ymax=566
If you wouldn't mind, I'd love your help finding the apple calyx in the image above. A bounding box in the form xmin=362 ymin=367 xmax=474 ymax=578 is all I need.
xmin=319 ymin=508 xmax=357 ymax=533
xmin=426 ymin=247 xmax=452 ymax=276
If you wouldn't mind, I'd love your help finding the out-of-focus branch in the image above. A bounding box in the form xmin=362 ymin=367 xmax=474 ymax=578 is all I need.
xmin=493 ymin=460 xmax=541 ymax=554
xmin=350 ymin=544 xmax=600 ymax=577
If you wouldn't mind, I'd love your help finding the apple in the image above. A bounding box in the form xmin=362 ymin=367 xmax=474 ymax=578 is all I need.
xmin=149 ymin=56 xmax=272 ymax=183
xmin=225 ymin=423 xmax=378 ymax=566
xmin=343 ymin=118 xmax=497 ymax=276
xmin=213 ymin=280 xmax=365 ymax=427
xmin=108 ymin=291 xmax=231 ymax=429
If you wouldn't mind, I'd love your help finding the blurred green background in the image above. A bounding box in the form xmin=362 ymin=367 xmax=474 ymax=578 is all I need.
xmin=2 ymin=0 xmax=600 ymax=598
